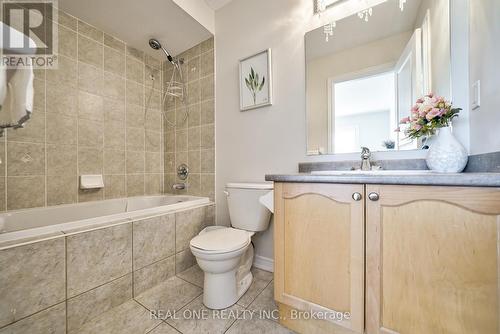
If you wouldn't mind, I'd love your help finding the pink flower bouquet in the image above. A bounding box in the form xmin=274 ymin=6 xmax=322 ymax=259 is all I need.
xmin=396 ymin=93 xmax=461 ymax=139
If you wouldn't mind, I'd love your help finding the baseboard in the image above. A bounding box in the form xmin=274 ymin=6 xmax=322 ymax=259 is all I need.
xmin=253 ymin=255 xmax=274 ymax=272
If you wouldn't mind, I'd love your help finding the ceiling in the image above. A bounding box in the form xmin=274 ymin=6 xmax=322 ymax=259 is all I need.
xmin=204 ymin=0 xmax=234 ymax=10
xmin=306 ymin=0 xmax=424 ymax=61
xmin=59 ymin=0 xmax=213 ymax=59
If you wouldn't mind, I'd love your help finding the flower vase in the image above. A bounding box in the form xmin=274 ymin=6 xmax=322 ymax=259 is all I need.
xmin=426 ymin=126 xmax=468 ymax=173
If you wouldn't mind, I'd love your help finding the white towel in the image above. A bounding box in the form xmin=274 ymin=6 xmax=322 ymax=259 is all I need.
xmin=0 ymin=65 xmax=34 ymax=129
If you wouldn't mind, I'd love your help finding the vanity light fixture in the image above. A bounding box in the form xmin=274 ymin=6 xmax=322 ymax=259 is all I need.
xmin=323 ymin=21 xmax=337 ymax=41
xmin=357 ymin=7 xmax=373 ymax=21
xmin=399 ymin=0 xmax=407 ymax=11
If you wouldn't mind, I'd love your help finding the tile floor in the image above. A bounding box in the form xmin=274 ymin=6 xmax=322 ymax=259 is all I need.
xmin=75 ymin=266 xmax=295 ymax=333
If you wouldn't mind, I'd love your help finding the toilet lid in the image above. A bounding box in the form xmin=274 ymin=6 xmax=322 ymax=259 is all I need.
xmin=190 ymin=228 xmax=251 ymax=253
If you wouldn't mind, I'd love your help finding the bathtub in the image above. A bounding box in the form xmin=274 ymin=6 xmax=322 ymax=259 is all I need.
xmin=0 ymin=195 xmax=210 ymax=249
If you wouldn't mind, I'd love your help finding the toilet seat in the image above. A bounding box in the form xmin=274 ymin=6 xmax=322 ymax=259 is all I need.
xmin=190 ymin=227 xmax=251 ymax=254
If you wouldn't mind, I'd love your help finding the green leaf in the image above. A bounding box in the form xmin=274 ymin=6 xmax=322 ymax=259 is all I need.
xmin=250 ymin=67 xmax=255 ymax=79
xmin=259 ymin=76 xmax=265 ymax=90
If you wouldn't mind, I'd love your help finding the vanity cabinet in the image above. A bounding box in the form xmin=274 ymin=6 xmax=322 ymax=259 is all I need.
xmin=274 ymin=183 xmax=500 ymax=334
xmin=366 ymin=185 xmax=500 ymax=334
xmin=274 ymin=183 xmax=365 ymax=333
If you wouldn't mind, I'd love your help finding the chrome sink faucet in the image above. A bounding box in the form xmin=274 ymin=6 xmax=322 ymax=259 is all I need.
xmin=360 ymin=147 xmax=372 ymax=171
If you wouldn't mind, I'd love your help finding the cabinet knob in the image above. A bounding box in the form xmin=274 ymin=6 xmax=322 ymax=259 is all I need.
xmin=368 ymin=192 xmax=380 ymax=201
xmin=352 ymin=192 xmax=362 ymax=201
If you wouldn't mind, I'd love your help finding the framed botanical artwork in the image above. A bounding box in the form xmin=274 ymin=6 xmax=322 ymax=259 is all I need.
xmin=239 ymin=49 xmax=273 ymax=111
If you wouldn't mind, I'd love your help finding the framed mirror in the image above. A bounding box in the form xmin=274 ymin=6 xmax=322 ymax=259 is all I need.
xmin=306 ymin=0 xmax=451 ymax=155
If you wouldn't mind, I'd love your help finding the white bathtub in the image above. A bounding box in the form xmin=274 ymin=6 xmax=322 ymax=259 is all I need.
xmin=0 ymin=195 xmax=210 ymax=249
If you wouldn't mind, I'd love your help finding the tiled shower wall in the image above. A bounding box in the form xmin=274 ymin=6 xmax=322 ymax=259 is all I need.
xmin=163 ymin=38 xmax=215 ymax=201
xmin=0 ymin=10 xmax=164 ymax=211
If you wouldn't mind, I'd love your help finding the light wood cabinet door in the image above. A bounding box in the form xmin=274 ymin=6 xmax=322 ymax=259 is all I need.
xmin=366 ymin=185 xmax=500 ymax=334
xmin=274 ymin=183 xmax=365 ymax=333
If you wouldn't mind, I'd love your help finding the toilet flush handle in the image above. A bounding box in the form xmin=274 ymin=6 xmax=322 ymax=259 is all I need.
xmin=224 ymin=191 xmax=229 ymax=197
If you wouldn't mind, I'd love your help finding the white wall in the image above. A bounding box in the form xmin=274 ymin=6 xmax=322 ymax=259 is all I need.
xmin=469 ymin=0 xmax=500 ymax=154
xmin=215 ymin=0 xmax=471 ymax=261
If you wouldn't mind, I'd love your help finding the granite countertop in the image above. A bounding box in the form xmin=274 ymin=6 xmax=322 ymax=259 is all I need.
xmin=265 ymin=172 xmax=500 ymax=187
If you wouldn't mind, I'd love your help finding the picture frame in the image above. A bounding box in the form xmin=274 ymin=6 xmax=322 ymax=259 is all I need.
xmin=239 ymin=49 xmax=273 ymax=111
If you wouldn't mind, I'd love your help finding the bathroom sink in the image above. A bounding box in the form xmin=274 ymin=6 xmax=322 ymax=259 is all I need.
xmin=310 ymin=170 xmax=434 ymax=176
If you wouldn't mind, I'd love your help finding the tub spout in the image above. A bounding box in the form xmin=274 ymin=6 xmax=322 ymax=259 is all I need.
xmin=172 ymin=183 xmax=186 ymax=190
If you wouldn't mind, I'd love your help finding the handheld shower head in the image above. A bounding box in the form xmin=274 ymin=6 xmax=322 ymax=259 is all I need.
xmin=148 ymin=38 xmax=174 ymax=63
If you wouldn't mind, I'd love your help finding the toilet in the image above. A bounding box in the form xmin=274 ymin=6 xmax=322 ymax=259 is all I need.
xmin=189 ymin=182 xmax=274 ymax=309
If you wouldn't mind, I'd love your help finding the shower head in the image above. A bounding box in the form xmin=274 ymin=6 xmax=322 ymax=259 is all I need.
xmin=148 ymin=38 xmax=174 ymax=63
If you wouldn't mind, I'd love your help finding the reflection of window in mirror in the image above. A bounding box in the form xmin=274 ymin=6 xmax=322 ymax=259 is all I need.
xmin=331 ymin=70 xmax=396 ymax=154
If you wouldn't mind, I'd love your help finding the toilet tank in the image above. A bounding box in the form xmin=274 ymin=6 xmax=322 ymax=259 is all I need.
xmin=226 ymin=183 xmax=273 ymax=232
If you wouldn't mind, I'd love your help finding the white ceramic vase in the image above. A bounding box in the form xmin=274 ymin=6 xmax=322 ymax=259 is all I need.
xmin=426 ymin=126 xmax=468 ymax=173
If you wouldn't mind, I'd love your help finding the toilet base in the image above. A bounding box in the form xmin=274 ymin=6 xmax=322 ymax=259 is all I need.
xmin=202 ymin=244 xmax=254 ymax=310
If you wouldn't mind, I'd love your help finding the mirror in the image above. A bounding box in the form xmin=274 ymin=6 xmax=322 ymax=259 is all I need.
xmin=306 ymin=0 xmax=451 ymax=155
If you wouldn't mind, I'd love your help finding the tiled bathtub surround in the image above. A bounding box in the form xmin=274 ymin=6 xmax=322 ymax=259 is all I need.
xmin=0 ymin=9 xmax=164 ymax=211
xmin=163 ymin=38 xmax=215 ymax=201
xmin=0 ymin=204 xmax=214 ymax=333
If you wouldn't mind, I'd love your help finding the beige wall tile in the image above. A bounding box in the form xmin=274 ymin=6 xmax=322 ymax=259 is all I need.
xmin=78 ymin=147 xmax=103 ymax=174
xmin=78 ymin=35 xmax=103 ymax=67
xmin=78 ymin=189 xmax=104 ymax=203
xmin=126 ymin=80 xmax=144 ymax=106
xmin=175 ymin=129 xmax=187 ymax=152
xmin=126 ymin=174 xmax=144 ymax=197
xmin=175 ymin=249 xmax=196 ymax=274
xmin=0 ymin=238 xmax=65 ymax=327
xmin=78 ymin=91 xmax=103 ymax=121
xmin=187 ymin=81 xmax=200 ymax=105
xmin=200 ymin=99 xmax=214 ymax=125
xmin=46 ymin=113 xmax=77 ymax=145
xmin=46 ymin=80 xmax=77 ymax=116
xmin=0 ymin=178 xmax=5 ymax=211
xmin=187 ymin=151 xmax=200 ymax=173
xmin=104 ymin=149 xmax=125 ymax=174
xmin=104 ymin=47 xmax=125 ymax=77
xmin=126 ymin=150 xmax=145 ymax=174
xmin=47 ymin=174 xmax=77 ymax=205
xmin=78 ymin=119 xmax=103 ymax=148
xmin=164 ymin=131 xmax=175 ymax=153
xmin=58 ymin=24 xmax=77 ymax=59
xmin=187 ymin=103 xmax=201 ymax=127
xmin=201 ymin=149 xmax=215 ymax=173
xmin=133 ymin=256 xmax=175 ymax=296
xmin=67 ymin=274 xmax=131 ymax=333
xmin=201 ymin=174 xmax=215 ymax=201
xmin=66 ymin=223 xmax=132 ymax=297
xmin=188 ymin=126 xmax=201 ymax=150
xmin=145 ymin=109 xmax=162 ymax=131
xmin=187 ymin=56 xmax=200 ymax=83
xmin=175 ymin=206 xmax=208 ymax=252
xmin=7 ymin=176 xmax=45 ymax=210
xmin=187 ymin=173 xmax=201 ymax=196
xmin=104 ymin=121 xmax=126 ymax=150
xmin=146 ymin=130 xmax=162 ymax=152
xmin=126 ymin=127 xmax=145 ymax=151
xmin=78 ymin=62 xmax=103 ymax=96
xmin=104 ymin=33 xmax=125 ymax=53
xmin=46 ymin=54 xmax=77 ymax=86
xmin=133 ymin=214 xmax=175 ymax=269
xmin=200 ymin=37 xmax=214 ymax=54
xmin=145 ymin=152 xmax=162 ymax=173
xmin=200 ymin=50 xmax=214 ymax=77
xmin=126 ymin=103 xmax=144 ymax=128
xmin=47 ymin=144 xmax=77 ymax=175
xmin=77 ymin=20 xmax=103 ymax=42
xmin=145 ymin=173 xmax=162 ymax=195
xmin=126 ymin=56 xmax=144 ymax=84
xmin=200 ymin=75 xmax=215 ymax=101
xmin=0 ymin=302 xmax=66 ymax=334
xmin=104 ymin=175 xmax=126 ymax=199
xmin=200 ymin=125 xmax=214 ymax=149
xmin=145 ymin=65 xmax=161 ymax=88
xmin=7 ymin=142 xmax=45 ymax=176
xmin=126 ymin=46 xmax=144 ymax=62
xmin=58 ymin=10 xmax=77 ymax=30
xmin=103 ymin=98 xmax=126 ymax=123
xmin=103 ymin=73 xmax=126 ymax=100
xmin=164 ymin=153 xmax=175 ymax=173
